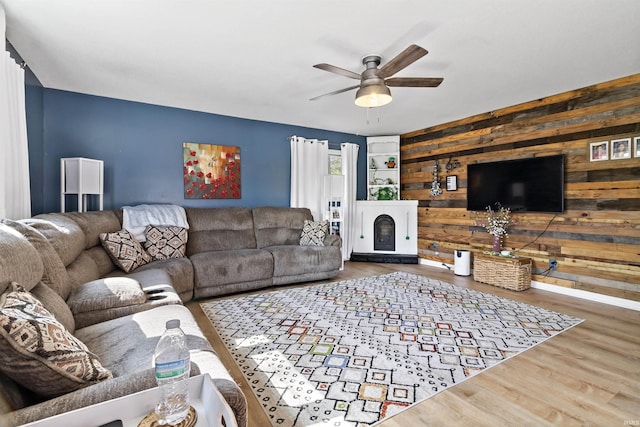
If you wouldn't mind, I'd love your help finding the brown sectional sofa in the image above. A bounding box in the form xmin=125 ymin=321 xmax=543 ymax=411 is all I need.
xmin=0 ymin=206 xmax=342 ymax=426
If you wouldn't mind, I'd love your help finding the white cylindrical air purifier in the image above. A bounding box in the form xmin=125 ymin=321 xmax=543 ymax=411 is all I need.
xmin=454 ymin=250 xmax=471 ymax=276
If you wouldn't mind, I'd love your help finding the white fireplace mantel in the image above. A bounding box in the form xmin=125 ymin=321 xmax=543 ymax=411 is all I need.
xmin=351 ymin=200 xmax=418 ymax=262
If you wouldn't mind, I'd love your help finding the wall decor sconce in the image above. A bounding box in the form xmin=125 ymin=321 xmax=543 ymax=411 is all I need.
xmin=430 ymin=160 xmax=443 ymax=197
xmin=446 ymin=156 xmax=460 ymax=171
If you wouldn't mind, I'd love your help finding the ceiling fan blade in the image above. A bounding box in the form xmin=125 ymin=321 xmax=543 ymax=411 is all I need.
xmin=377 ymin=44 xmax=428 ymax=79
xmin=310 ymin=84 xmax=360 ymax=101
xmin=313 ymin=63 xmax=362 ymax=80
xmin=385 ymin=77 xmax=444 ymax=87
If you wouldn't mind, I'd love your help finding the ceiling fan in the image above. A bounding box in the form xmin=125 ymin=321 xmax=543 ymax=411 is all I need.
xmin=311 ymin=44 xmax=443 ymax=108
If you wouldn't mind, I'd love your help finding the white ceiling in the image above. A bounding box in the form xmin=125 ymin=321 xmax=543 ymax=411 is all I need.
xmin=2 ymin=0 xmax=639 ymax=137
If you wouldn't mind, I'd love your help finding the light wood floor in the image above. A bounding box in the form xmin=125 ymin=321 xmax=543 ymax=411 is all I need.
xmin=187 ymin=261 xmax=640 ymax=427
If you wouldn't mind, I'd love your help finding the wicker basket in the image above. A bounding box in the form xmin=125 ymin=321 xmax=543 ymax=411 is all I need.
xmin=473 ymin=253 xmax=532 ymax=291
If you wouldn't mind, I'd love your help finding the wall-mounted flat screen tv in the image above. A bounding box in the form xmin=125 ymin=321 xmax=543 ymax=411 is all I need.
xmin=467 ymin=154 xmax=565 ymax=213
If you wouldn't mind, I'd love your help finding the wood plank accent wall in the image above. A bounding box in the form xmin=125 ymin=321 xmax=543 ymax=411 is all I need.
xmin=400 ymin=74 xmax=640 ymax=302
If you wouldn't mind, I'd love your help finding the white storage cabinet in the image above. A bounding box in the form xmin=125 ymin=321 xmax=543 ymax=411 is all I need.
xmin=61 ymin=157 xmax=104 ymax=212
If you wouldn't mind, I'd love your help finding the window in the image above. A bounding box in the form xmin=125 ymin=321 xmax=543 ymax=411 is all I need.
xmin=329 ymin=149 xmax=341 ymax=175
xmin=326 ymin=149 xmax=343 ymax=237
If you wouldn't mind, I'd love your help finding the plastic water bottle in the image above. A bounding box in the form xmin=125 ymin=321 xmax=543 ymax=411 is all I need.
xmin=154 ymin=319 xmax=191 ymax=425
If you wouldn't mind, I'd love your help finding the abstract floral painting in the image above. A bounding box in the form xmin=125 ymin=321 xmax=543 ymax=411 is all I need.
xmin=183 ymin=142 xmax=241 ymax=199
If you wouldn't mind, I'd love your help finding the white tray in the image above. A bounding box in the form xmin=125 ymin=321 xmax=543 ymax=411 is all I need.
xmin=22 ymin=374 xmax=237 ymax=427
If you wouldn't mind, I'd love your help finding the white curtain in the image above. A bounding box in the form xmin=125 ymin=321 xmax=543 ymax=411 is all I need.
xmin=0 ymin=7 xmax=31 ymax=219
xmin=340 ymin=142 xmax=359 ymax=261
xmin=290 ymin=136 xmax=328 ymax=220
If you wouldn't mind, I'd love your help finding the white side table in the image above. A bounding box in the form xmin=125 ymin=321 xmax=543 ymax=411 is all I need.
xmin=23 ymin=374 xmax=237 ymax=427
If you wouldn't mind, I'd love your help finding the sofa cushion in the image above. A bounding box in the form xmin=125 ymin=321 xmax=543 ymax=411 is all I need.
xmin=66 ymin=251 xmax=102 ymax=289
xmin=100 ymin=229 xmax=152 ymax=273
xmin=0 ymin=282 xmax=112 ymax=398
xmin=134 ymin=257 xmax=194 ymax=302
xmin=75 ymin=305 xmax=212 ymax=377
xmin=186 ymin=208 xmax=257 ymax=254
xmin=67 ymin=277 xmax=146 ymax=315
xmin=190 ymin=249 xmax=273 ymax=296
xmin=267 ymin=245 xmax=342 ymax=277
xmin=28 ymin=214 xmax=85 ymax=267
xmin=3 ymin=219 xmax=72 ymax=299
xmin=0 ymin=224 xmax=43 ymax=294
xmin=299 ymin=220 xmax=329 ymax=246
xmin=252 ymin=206 xmax=313 ymax=248
xmin=73 ymin=268 xmax=182 ymax=329
xmin=62 ymin=211 xmax=122 ymax=250
xmin=85 ymin=245 xmax=118 ymax=278
xmin=30 ymin=282 xmax=76 ymax=334
xmin=0 ymin=371 xmax=36 ymax=413
xmin=143 ymin=225 xmax=188 ymax=260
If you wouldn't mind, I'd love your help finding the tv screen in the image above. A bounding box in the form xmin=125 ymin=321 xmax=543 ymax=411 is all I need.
xmin=467 ymin=155 xmax=564 ymax=213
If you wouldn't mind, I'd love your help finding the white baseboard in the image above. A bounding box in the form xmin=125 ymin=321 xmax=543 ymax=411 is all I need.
xmin=419 ymin=258 xmax=640 ymax=312
xmin=529 ymin=280 xmax=640 ymax=311
xmin=420 ymin=258 xmax=455 ymax=271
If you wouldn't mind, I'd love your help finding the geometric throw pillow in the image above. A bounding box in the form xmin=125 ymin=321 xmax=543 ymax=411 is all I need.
xmin=143 ymin=225 xmax=188 ymax=261
xmin=0 ymin=282 xmax=113 ymax=398
xmin=99 ymin=229 xmax=152 ymax=273
xmin=299 ymin=220 xmax=329 ymax=246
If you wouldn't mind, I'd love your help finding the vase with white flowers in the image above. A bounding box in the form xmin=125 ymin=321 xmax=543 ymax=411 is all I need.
xmin=478 ymin=203 xmax=512 ymax=253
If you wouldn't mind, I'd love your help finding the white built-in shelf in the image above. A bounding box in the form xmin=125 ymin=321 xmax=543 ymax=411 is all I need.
xmin=367 ymin=136 xmax=401 ymax=201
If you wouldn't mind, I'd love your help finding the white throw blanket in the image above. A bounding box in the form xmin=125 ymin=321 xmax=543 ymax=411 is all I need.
xmin=122 ymin=204 xmax=189 ymax=241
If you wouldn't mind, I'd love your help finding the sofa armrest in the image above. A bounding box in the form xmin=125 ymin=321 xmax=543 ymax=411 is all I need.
xmin=0 ymin=369 xmax=158 ymax=427
xmin=2 ymin=357 xmax=247 ymax=427
xmin=324 ymin=234 xmax=342 ymax=247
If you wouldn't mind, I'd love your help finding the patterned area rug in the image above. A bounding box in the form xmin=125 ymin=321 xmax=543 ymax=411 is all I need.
xmin=201 ymin=272 xmax=583 ymax=426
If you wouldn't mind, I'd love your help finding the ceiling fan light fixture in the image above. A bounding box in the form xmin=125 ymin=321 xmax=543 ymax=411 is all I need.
xmin=355 ymin=84 xmax=392 ymax=108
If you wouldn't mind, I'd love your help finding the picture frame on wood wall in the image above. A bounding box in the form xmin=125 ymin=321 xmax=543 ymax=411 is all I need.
xmin=446 ymin=175 xmax=458 ymax=191
xmin=634 ymin=136 xmax=640 ymax=158
xmin=611 ymin=138 xmax=631 ymax=160
xmin=589 ymin=141 xmax=608 ymax=161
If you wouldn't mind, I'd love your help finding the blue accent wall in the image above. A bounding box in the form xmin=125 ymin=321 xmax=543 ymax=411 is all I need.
xmin=27 ymin=88 xmax=367 ymax=215
xmin=25 ymin=85 xmax=45 ymax=215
